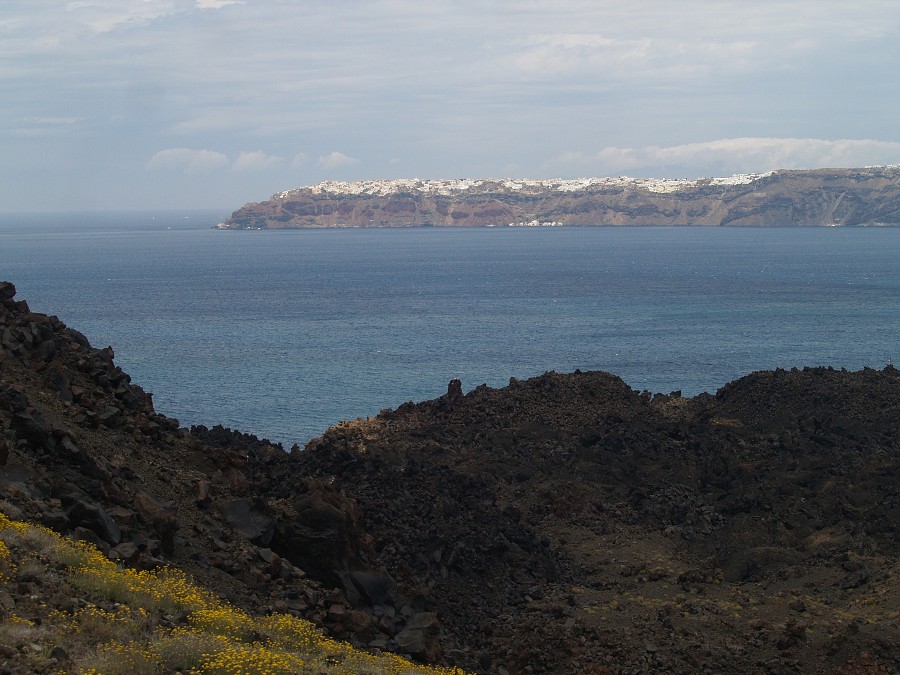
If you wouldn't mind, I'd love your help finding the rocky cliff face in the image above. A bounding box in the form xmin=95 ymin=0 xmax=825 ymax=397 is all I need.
xmin=219 ymin=166 xmax=900 ymax=229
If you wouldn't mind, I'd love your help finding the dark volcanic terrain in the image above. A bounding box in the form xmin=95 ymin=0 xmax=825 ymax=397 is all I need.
xmin=219 ymin=166 xmax=900 ymax=229
xmin=1 ymin=281 xmax=898 ymax=673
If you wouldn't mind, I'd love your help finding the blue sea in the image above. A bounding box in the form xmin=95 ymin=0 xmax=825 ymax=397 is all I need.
xmin=1 ymin=211 xmax=898 ymax=448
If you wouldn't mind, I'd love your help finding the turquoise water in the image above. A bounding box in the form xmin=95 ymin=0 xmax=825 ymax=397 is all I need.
xmin=2 ymin=212 xmax=898 ymax=447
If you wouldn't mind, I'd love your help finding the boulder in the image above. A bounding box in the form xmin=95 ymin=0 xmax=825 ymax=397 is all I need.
xmin=134 ymin=491 xmax=179 ymax=553
xmin=393 ymin=612 xmax=442 ymax=661
xmin=0 ymin=282 xmax=15 ymax=301
xmin=349 ymin=569 xmax=398 ymax=607
xmin=193 ymin=479 xmax=211 ymax=507
xmin=134 ymin=491 xmax=177 ymax=525
xmin=447 ymin=378 xmax=463 ymax=402
xmin=271 ymin=479 xmax=370 ymax=596
xmin=98 ymin=405 xmax=122 ymax=428
xmin=220 ymin=499 xmax=274 ymax=546
xmin=11 ymin=410 xmax=50 ymax=448
xmin=68 ymin=500 xmax=121 ymax=545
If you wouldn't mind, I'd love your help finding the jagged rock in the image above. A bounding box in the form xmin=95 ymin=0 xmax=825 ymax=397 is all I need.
xmin=36 ymin=339 xmax=56 ymax=361
xmin=0 ymin=383 xmax=29 ymax=414
xmin=326 ymin=603 xmax=347 ymax=623
xmin=0 ymin=281 xmax=16 ymax=301
xmin=40 ymin=510 xmax=70 ymax=531
xmin=393 ymin=612 xmax=442 ymax=661
xmin=349 ymin=569 xmax=397 ymax=607
xmin=219 ymin=467 xmax=250 ymax=495
xmin=446 ymin=378 xmax=463 ymax=402
xmin=110 ymin=541 xmax=139 ymax=562
xmin=133 ymin=491 xmax=178 ymax=553
xmin=193 ymin=479 xmax=211 ymax=507
xmin=64 ymin=327 xmax=91 ymax=349
xmin=220 ymin=499 xmax=274 ymax=546
xmin=271 ymin=479 xmax=372 ymax=599
xmin=67 ymin=499 xmax=121 ymax=545
xmin=11 ymin=410 xmax=50 ymax=448
xmin=98 ymin=405 xmax=122 ymax=428
xmin=134 ymin=491 xmax=176 ymax=525
xmin=344 ymin=609 xmax=373 ymax=635
xmin=73 ymin=526 xmax=110 ymax=554
xmin=0 ymin=465 xmax=39 ymax=498
xmin=57 ymin=435 xmax=81 ymax=457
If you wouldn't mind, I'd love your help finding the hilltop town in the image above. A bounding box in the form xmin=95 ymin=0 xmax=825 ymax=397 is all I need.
xmin=218 ymin=166 xmax=900 ymax=229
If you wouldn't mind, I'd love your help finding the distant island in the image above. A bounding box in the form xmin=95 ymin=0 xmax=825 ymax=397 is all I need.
xmin=218 ymin=165 xmax=900 ymax=229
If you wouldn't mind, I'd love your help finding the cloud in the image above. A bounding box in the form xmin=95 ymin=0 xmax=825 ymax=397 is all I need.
xmin=195 ymin=0 xmax=244 ymax=8
xmin=318 ymin=151 xmax=359 ymax=171
xmin=5 ymin=2 xmax=900 ymax=211
xmin=547 ymin=138 xmax=900 ymax=178
xmin=147 ymin=148 xmax=285 ymax=174
xmin=233 ymin=151 xmax=283 ymax=172
xmin=63 ymin=0 xmax=182 ymax=34
xmin=11 ymin=117 xmax=82 ymax=137
xmin=147 ymin=148 xmax=229 ymax=173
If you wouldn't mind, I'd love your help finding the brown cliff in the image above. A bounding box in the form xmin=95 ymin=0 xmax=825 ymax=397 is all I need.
xmin=219 ymin=166 xmax=900 ymax=229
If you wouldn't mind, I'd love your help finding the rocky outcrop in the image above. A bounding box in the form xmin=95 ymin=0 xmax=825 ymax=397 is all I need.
xmin=0 ymin=281 xmax=437 ymax=665
xmin=293 ymin=369 xmax=900 ymax=673
xmin=219 ymin=166 xmax=900 ymax=229
xmin=2 ymin=280 xmax=898 ymax=673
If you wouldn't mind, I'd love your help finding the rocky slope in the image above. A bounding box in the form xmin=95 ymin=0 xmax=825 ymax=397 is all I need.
xmin=219 ymin=166 xmax=900 ymax=229
xmin=2 ymin=281 xmax=898 ymax=673
xmin=291 ymin=372 xmax=900 ymax=673
xmin=0 ymin=281 xmax=447 ymax=670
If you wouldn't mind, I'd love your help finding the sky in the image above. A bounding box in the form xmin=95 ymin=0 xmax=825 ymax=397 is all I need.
xmin=2 ymin=0 xmax=900 ymax=212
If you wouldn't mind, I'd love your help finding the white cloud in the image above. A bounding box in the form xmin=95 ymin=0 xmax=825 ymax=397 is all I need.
xmin=64 ymin=0 xmax=182 ymax=34
xmin=11 ymin=117 xmax=82 ymax=137
xmin=547 ymin=138 xmax=900 ymax=178
xmin=19 ymin=116 xmax=80 ymax=125
xmin=147 ymin=148 xmax=229 ymax=173
xmin=5 ymin=2 xmax=900 ymax=211
xmin=233 ymin=151 xmax=283 ymax=172
xmin=318 ymin=151 xmax=359 ymax=170
xmin=195 ymin=0 xmax=244 ymax=8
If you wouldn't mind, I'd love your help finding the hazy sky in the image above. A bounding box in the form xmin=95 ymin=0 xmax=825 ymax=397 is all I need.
xmin=3 ymin=1 xmax=900 ymax=212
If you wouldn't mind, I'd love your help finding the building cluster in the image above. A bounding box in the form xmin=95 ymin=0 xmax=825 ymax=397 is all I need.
xmin=273 ymin=171 xmax=778 ymax=201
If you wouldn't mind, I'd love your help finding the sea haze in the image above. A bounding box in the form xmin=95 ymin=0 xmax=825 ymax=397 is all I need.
xmin=1 ymin=212 xmax=898 ymax=447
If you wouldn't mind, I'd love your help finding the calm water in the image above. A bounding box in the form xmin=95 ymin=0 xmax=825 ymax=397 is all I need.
xmin=1 ymin=212 xmax=898 ymax=447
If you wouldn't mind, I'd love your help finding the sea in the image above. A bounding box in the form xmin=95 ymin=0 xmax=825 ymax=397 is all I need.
xmin=1 ymin=211 xmax=898 ymax=448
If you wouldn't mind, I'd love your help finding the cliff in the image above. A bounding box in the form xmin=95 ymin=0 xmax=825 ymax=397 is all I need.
xmin=1 ymin=281 xmax=898 ymax=673
xmin=218 ymin=166 xmax=900 ymax=229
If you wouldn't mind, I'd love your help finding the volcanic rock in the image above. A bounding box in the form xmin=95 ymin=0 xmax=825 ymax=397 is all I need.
xmin=1 ymin=279 xmax=898 ymax=673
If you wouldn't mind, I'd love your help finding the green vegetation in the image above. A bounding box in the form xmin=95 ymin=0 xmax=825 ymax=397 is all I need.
xmin=0 ymin=510 xmax=466 ymax=674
